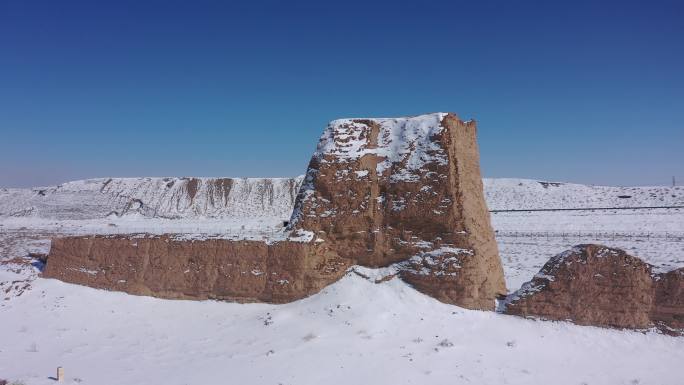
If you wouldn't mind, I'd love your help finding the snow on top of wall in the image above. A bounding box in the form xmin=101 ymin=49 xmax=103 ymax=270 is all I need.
xmin=315 ymin=113 xmax=450 ymax=181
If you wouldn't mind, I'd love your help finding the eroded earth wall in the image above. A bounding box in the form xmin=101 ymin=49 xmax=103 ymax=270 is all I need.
xmin=43 ymin=235 xmax=350 ymax=303
xmin=504 ymin=244 xmax=683 ymax=334
xmin=289 ymin=113 xmax=505 ymax=308
xmin=44 ymin=113 xmax=506 ymax=309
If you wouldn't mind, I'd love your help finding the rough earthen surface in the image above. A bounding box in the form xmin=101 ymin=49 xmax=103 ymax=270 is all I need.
xmin=44 ymin=113 xmax=505 ymax=309
xmin=398 ymin=246 xmax=502 ymax=309
xmin=653 ymin=268 xmax=684 ymax=333
xmin=505 ymin=244 xmax=683 ymax=334
xmin=43 ymin=235 xmax=350 ymax=303
xmin=289 ymin=113 xmax=506 ymax=309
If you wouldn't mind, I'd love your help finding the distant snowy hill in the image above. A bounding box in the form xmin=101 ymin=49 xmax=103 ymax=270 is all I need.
xmin=0 ymin=177 xmax=303 ymax=220
xmin=484 ymin=178 xmax=684 ymax=210
xmin=1 ymin=177 xmax=682 ymax=220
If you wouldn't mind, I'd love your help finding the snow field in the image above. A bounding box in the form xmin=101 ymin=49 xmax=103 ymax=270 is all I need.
xmin=1 ymin=270 xmax=682 ymax=385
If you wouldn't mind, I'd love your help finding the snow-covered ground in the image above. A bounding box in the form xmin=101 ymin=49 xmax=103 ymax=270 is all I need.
xmin=1 ymin=269 xmax=682 ymax=385
xmin=491 ymin=208 xmax=684 ymax=289
xmin=1 ymin=177 xmax=683 ymax=384
xmin=497 ymin=232 xmax=684 ymax=291
xmin=484 ymin=178 xmax=684 ymax=210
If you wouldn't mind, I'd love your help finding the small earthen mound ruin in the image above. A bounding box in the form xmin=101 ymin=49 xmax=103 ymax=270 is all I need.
xmin=43 ymin=113 xmax=506 ymax=310
xmin=504 ymin=244 xmax=683 ymax=334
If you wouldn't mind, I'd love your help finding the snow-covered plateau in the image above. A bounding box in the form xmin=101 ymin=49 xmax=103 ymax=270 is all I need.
xmin=1 ymin=177 xmax=683 ymax=384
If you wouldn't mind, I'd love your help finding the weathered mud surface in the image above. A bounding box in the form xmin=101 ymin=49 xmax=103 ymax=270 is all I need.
xmin=43 ymin=235 xmax=350 ymax=303
xmin=505 ymin=244 xmax=683 ymax=334
xmin=653 ymin=267 xmax=684 ymax=333
xmin=44 ymin=113 xmax=505 ymax=308
xmin=289 ymin=113 xmax=506 ymax=309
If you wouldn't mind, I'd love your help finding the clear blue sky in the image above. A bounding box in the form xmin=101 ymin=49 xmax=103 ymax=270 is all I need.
xmin=1 ymin=0 xmax=682 ymax=188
